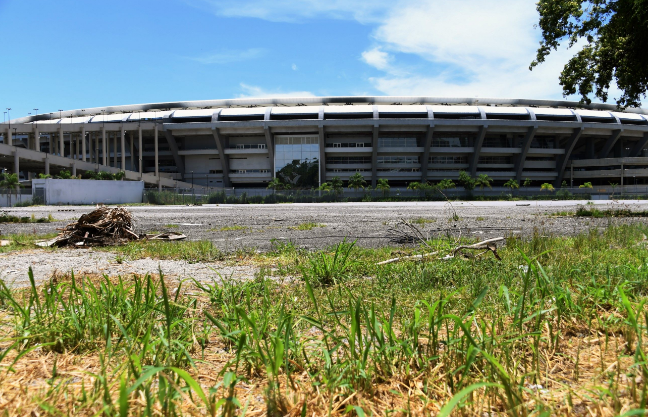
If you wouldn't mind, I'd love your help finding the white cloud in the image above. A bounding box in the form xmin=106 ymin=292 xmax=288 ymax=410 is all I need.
xmin=238 ymin=83 xmax=316 ymax=98
xmin=291 ymin=63 xmax=298 ymax=71
xmin=187 ymin=48 xmax=266 ymax=64
xmin=186 ymin=0 xmax=393 ymax=23
xmin=361 ymin=47 xmax=391 ymax=70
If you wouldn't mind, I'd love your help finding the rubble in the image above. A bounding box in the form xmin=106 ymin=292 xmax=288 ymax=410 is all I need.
xmin=36 ymin=207 xmax=186 ymax=247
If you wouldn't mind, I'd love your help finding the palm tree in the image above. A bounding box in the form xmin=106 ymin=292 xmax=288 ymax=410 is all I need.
xmin=407 ymin=181 xmax=422 ymax=190
xmin=540 ymin=183 xmax=555 ymax=193
xmin=267 ymin=177 xmax=284 ymax=193
xmin=503 ymin=179 xmax=519 ymax=194
xmin=437 ymin=179 xmax=455 ymax=190
xmin=348 ymin=172 xmax=367 ymax=193
xmin=376 ymin=178 xmax=390 ymax=198
xmin=1 ymin=173 xmax=21 ymax=206
xmin=318 ymin=182 xmax=332 ymax=191
xmin=475 ymin=173 xmax=493 ymax=197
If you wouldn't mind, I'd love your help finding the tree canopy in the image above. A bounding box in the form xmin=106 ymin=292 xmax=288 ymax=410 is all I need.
xmin=531 ymin=0 xmax=648 ymax=107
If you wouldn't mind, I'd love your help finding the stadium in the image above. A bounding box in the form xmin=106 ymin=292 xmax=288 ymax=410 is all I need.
xmin=2 ymin=96 xmax=648 ymax=190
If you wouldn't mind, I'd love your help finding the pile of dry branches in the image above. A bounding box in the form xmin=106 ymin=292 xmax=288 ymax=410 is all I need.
xmin=51 ymin=207 xmax=140 ymax=247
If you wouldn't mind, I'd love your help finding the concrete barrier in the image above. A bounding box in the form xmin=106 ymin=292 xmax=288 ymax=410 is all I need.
xmin=32 ymin=179 xmax=144 ymax=205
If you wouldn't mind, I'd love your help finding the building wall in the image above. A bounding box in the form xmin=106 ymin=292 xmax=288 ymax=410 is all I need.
xmin=32 ymin=179 xmax=143 ymax=205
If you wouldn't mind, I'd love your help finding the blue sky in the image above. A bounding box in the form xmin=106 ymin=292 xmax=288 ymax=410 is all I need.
xmin=0 ymin=0 xmax=633 ymax=120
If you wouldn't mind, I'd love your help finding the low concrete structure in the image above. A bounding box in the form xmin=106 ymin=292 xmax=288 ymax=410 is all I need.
xmin=32 ymin=179 xmax=143 ymax=205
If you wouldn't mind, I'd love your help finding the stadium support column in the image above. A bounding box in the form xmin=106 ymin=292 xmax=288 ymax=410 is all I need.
xmin=554 ymin=127 xmax=584 ymax=187
xmin=515 ymin=126 xmax=538 ymax=184
xmin=6 ymin=128 xmax=12 ymax=146
xmin=13 ymin=150 xmax=19 ymax=175
xmin=102 ymin=126 xmax=107 ymax=166
xmin=318 ymin=125 xmax=326 ymax=185
xmin=371 ymin=125 xmax=379 ymax=187
xmin=421 ymin=125 xmax=434 ymax=183
xmin=44 ymin=155 xmax=50 ymax=175
xmin=469 ymin=125 xmax=488 ymax=177
xmin=264 ymin=127 xmax=275 ymax=177
xmin=128 ymin=132 xmax=134 ymax=170
xmin=81 ymin=127 xmax=86 ymax=161
xmin=164 ymin=128 xmax=185 ymax=180
xmin=599 ymin=129 xmax=623 ymax=158
xmin=33 ymin=125 xmax=39 ymax=151
xmin=212 ymin=127 xmax=231 ymax=187
xmin=138 ymin=125 xmax=143 ymax=176
xmin=119 ymin=128 xmax=126 ymax=170
xmin=629 ymin=132 xmax=648 ymax=157
xmin=59 ymin=125 xmax=64 ymax=157
xmin=154 ymin=124 xmax=159 ymax=177
xmin=113 ymin=132 xmax=117 ymax=167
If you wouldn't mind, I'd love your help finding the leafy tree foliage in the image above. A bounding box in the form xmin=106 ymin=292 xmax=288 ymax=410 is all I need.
xmin=458 ymin=171 xmax=476 ymax=191
xmin=503 ymin=179 xmax=519 ymax=191
xmin=376 ymin=178 xmax=390 ymax=197
xmin=531 ymin=0 xmax=648 ymax=107
xmin=541 ymin=183 xmax=556 ymax=192
xmin=275 ymin=160 xmax=319 ymax=189
xmin=475 ymin=174 xmax=493 ymax=196
xmin=348 ymin=172 xmax=367 ymax=192
xmin=437 ymin=179 xmax=456 ymax=190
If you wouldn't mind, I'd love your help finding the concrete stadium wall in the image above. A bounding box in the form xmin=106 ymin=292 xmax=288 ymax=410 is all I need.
xmin=32 ymin=179 xmax=144 ymax=205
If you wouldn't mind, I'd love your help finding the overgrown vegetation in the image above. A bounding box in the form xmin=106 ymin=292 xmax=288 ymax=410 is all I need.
xmin=0 ymin=212 xmax=53 ymax=223
xmin=3 ymin=226 xmax=648 ymax=414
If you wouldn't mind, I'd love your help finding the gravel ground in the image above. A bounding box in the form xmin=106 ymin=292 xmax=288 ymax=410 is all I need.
xmin=2 ymin=200 xmax=648 ymax=251
xmin=2 ymin=200 xmax=648 ymax=286
xmin=0 ymin=248 xmax=260 ymax=288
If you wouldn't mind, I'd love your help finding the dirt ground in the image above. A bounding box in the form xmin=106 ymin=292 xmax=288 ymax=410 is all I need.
xmin=2 ymin=200 xmax=648 ymax=251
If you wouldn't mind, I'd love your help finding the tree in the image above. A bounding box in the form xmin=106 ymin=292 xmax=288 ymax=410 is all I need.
xmin=475 ymin=174 xmax=493 ymax=196
xmin=348 ymin=172 xmax=367 ymax=192
xmin=503 ymin=179 xmax=519 ymax=192
xmin=579 ymin=182 xmax=593 ymax=189
xmin=540 ymin=183 xmax=555 ymax=193
xmin=267 ymin=177 xmax=285 ymax=192
xmin=609 ymin=182 xmax=618 ymax=197
xmin=376 ymin=178 xmax=390 ymax=198
xmin=407 ymin=181 xmax=422 ymax=190
xmin=37 ymin=173 xmax=51 ymax=179
xmin=458 ymin=171 xmax=476 ymax=192
xmin=531 ymin=0 xmax=648 ymax=108
xmin=437 ymin=179 xmax=456 ymax=190
xmin=523 ymin=178 xmax=532 ymax=188
xmin=318 ymin=182 xmax=332 ymax=191
xmin=0 ymin=173 xmax=21 ymax=206
xmin=330 ymin=176 xmax=344 ymax=194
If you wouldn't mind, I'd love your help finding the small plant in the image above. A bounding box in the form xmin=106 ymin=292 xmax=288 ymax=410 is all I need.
xmin=164 ymin=224 xmax=179 ymax=228
xmin=302 ymin=239 xmax=357 ymax=286
xmin=579 ymin=181 xmax=593 ymax=189
xmin=290 ymin=222 xmax=324 ymax=231
xmin=217 ymin=225 xmax=249 ymax=232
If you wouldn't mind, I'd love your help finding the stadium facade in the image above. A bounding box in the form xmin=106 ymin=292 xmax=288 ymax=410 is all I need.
xmin=2 ymin=96 xmax=648 ymax=189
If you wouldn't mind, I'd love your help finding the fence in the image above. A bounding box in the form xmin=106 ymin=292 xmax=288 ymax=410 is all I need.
xmin=0 ymin=188 xmax=36 ymax=207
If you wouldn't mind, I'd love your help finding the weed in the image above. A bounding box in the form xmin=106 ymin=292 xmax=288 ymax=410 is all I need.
xmin=164 ymin=224 xmax=180 ymax=228
xmin=289 ymin=222 xmax=325 ymax=231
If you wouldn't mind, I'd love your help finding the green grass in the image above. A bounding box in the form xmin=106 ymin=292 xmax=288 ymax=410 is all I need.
xmin=289 ymin=222 xmax=325 ymax=231
xmin=213 ymin=225 xmax=250 ymax=232
xmin=575 ymin=206 xmax=648 ymax=218
xmin=3 ymin=225 xmax=648 ymax=414
xmin=0 ymin=212 xmax=53 ymax=223
xmin=411 ymin=217 xmax=436 ymax=225
xmin=164 ymin=224 xmax=180 ymax=228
